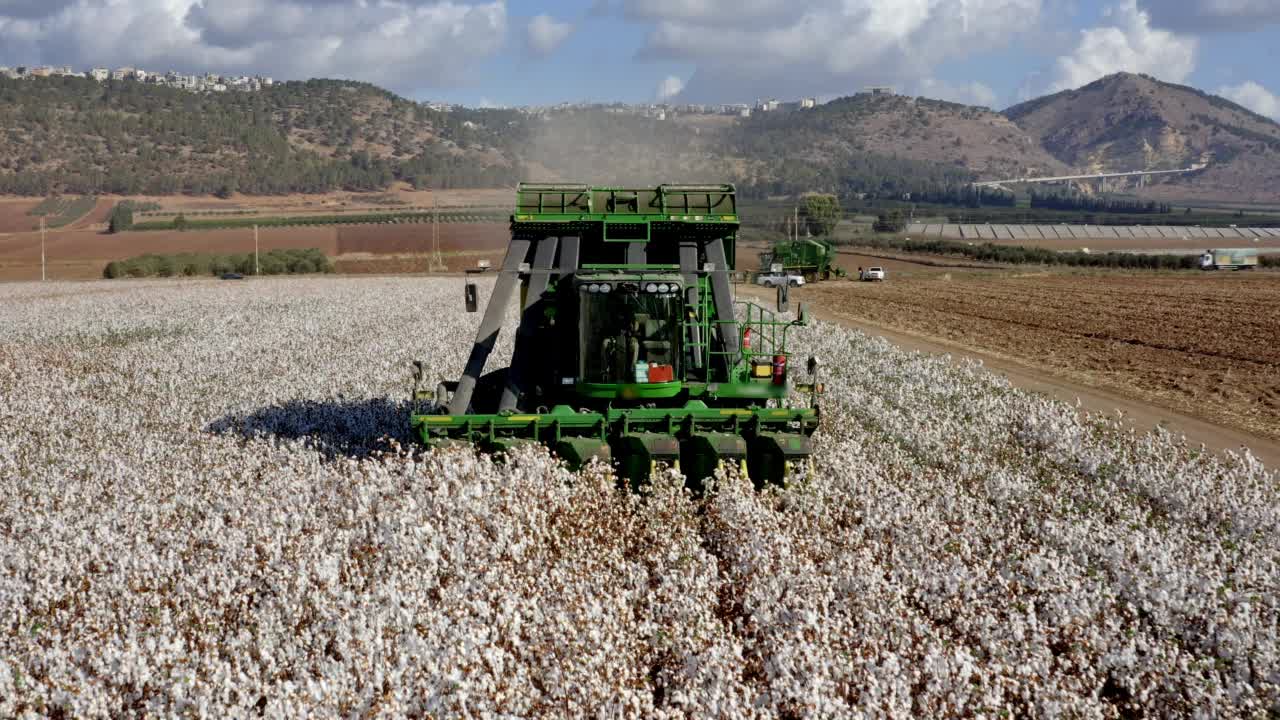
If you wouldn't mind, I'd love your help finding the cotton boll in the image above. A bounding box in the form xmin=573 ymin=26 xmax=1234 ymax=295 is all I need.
xmin=0 ymin=278 xmax=1276 ymax=716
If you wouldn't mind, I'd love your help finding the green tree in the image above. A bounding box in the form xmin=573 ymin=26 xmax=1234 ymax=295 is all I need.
xmin=107 ymin=203 xmax=133 ymax=233
xmin=802 ymin=193 xmax=841 ymax=236
xmin=873 ymin=209 xmax=906 ymax=233
xmin=173 ymin=213 xmax=188 ymax=231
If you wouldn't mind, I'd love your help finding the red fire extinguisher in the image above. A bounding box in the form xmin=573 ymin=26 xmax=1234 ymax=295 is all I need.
xmin=771 ymin=354 xmax=787 ymax=385
xmin=743 ymin=327 xmax=752 ymax=350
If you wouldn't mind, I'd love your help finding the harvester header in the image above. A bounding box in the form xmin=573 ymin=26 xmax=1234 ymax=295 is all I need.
xmin=411 ymin=182 xmax=820 ymax=489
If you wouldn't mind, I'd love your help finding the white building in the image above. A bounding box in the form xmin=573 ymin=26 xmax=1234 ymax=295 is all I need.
xmin=800 ymin=97 xmax=817 ymax=109
xmin=90 ymin=67 xmax=109 ymax=81
xmin=112 ymin=67 xmax=133 ymax=80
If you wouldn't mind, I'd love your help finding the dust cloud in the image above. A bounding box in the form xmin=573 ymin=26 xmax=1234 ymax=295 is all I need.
xmin=520 ymin=109 xmax=733 ymax=186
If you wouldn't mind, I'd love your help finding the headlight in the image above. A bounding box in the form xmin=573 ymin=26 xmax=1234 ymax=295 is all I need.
xmin=657 ymin=283 xmax=670 ymax=293
xmin=588 ymin=283 xmax=601 ymax=293
xmin=645 ymin=283 xmax=659 ymax=293
xmin=599 ymin=283 xmax=611 ymax=293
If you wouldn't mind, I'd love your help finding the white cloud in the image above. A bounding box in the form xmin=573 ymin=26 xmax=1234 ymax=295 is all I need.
xmin=916 ymin=78 xmax=998 ymax=107
xmin=1218 ymin=80 xmax=1280 ymax=119
xmin=655 ymin=75 xmax=684 ymax=101
xmin=623 ymin=0 xmax=1044 ymax=103
xmin=525 ymin=13 xmax=573 ymax=57
xmin=0 ymin=0 xmax=508 ymax=95
xmin=1050 ymin=0 xmax=1197 ymax=91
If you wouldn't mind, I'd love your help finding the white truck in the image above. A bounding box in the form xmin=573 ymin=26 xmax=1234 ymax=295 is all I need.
xmin=859 ymin=266 xmax=886 ymax=281
xmin=1200 ymin=248 xmax=1259 ymax=270
xmin=756 ymin=273 xmax=805 ymax=288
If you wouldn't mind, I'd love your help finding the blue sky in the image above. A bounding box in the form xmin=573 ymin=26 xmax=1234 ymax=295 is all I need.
xmin=2 ymin=0 xmax=1280 ymax=117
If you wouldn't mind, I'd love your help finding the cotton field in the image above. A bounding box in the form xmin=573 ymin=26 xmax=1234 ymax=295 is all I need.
xmin=1 ymin=276 xmax=1277 ymax=719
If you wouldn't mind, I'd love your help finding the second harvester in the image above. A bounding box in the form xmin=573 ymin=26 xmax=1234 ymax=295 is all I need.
xmin=412 ymin=183 xmax=821 ymax=489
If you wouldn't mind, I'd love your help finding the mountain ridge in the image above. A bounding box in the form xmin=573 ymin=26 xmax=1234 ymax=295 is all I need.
xmin=1 ymin=71 xmax=1278 ymax=202
xmin=1005 ymin=72 xmax=1280 ymax=201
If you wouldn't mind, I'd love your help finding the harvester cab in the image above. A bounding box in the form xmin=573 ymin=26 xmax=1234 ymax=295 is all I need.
xmin=411 ymin=183 xmax=821 ymax=489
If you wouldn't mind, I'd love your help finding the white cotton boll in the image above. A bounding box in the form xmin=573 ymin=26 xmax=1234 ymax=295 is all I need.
xmin=0 ymin=277 xmax=1276 ymax=717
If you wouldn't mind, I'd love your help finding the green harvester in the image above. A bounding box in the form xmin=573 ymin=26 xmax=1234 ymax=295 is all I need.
xmin=761 ymin=237 xmax=844 ymax=281
xmin=411 ymin=183 xmax=821 ymax=489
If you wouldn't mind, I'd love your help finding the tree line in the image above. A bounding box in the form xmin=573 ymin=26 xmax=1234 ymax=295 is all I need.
xmin=856 ymin=236 xmax=1210 ymax=270
xmin=1029 ymin=191 xmax=1173 ymax=214
xmin=104 ymin=248 xmax=332 ymax=278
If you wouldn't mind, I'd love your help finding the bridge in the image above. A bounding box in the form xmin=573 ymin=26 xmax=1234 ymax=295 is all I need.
xmin=974 ymin=164 xmax=1206 ymax=191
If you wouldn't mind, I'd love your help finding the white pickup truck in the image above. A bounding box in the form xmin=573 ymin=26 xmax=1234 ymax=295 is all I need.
xmin=859 ymin=267 xmax=886 ymax=282
xmin=756 ymin=273 xmax=805 ymax=288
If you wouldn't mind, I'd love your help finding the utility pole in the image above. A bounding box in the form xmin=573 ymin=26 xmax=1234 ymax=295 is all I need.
xmin=253 ymin=224 xmax=259 ymax=276
xmin=793 ymin=205 xmax=799 ymax=242
xmin=430 ymin=190 xmax=444 ymax=272
xmin=40 ymin=216 xmax=46 ymax=282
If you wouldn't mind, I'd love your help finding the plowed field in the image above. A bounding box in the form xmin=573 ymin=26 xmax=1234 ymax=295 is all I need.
xmin=0 ymin=199 xmax=39 ymax=233
xmin=73 ymin=197 xmax=116 ymax=230
xmin=800 ymin=272 xmax=1280 ymax=440
xmin=0 ymin=222 xmax=510 ymax=280
xmin=336 ymin=223 xmax=507 ymax=254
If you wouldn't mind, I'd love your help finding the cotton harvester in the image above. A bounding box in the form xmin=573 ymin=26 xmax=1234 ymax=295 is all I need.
xmin=410 ymin=183 xmax=821 ymax=489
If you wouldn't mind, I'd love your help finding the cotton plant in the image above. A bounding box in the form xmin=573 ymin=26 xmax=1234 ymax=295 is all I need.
xmin=0 ymin=277 xmax=1276 ymax=719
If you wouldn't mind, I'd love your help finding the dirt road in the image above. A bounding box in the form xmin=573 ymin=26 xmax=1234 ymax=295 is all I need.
xmin=741 ymin=284 xmax=1280 ymax=468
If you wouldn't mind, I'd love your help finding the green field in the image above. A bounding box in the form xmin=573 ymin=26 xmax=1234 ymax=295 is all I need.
xmin=131 ymin=209 xmax=508 ymax=232
xmin=27 ymin=195 xmax=97 ymax=228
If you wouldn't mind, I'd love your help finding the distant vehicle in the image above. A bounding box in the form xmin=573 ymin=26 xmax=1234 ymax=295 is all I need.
xmin=1200 ymin=248 xmax=1259 ymax=271
xmin=757 ymin=273 xmax=805 ymax=288
xmin=219 ymin=272 xmax=245 ymax=280
xmin=760 ymin=238 xmax=844 ymax=281
xmin=859 ymin=267 xmax=886 ymax=281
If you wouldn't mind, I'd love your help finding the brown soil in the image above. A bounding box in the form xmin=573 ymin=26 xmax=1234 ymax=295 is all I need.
xmin=74 ymin=198 xmax=116 ymax=230
xmin=0 ymin=226 xmax=340 ymax=281
xmin=336 ymin=223 xmax=508 ymax=255
xmin=832 ymin=252 xmax=997 ymax=277
xmin=0 ymin=199 xmax=40 ymax=233
xmin=0 ymin=220 xmax=512 ymax=281
xmin=790 ymin=270 xmax=1280 ymax=442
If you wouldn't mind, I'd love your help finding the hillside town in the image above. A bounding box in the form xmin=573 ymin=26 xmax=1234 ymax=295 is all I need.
xmin=0 ymin=63 xmax=273 ymax=93
xmin=454 ymin=94 xmax=832 ymax=119
xmin=0 ymin=61 xmax=875 ymax=118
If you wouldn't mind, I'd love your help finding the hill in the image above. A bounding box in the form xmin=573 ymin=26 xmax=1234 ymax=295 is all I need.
xmin=726 ymin=94 xmax=1066 ymax=184
xmin=0 ymin=76 xmax=525 ymax=196
xmin=517 ymin=105 xmax=983 ymax=199
xmin=1006 ymin=72 xmax=1280 ymax=202
xmin=4 ymin=72 xmax=1280 ymax=203
xmin=0 ymin=77 xmax=985 ymax=201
